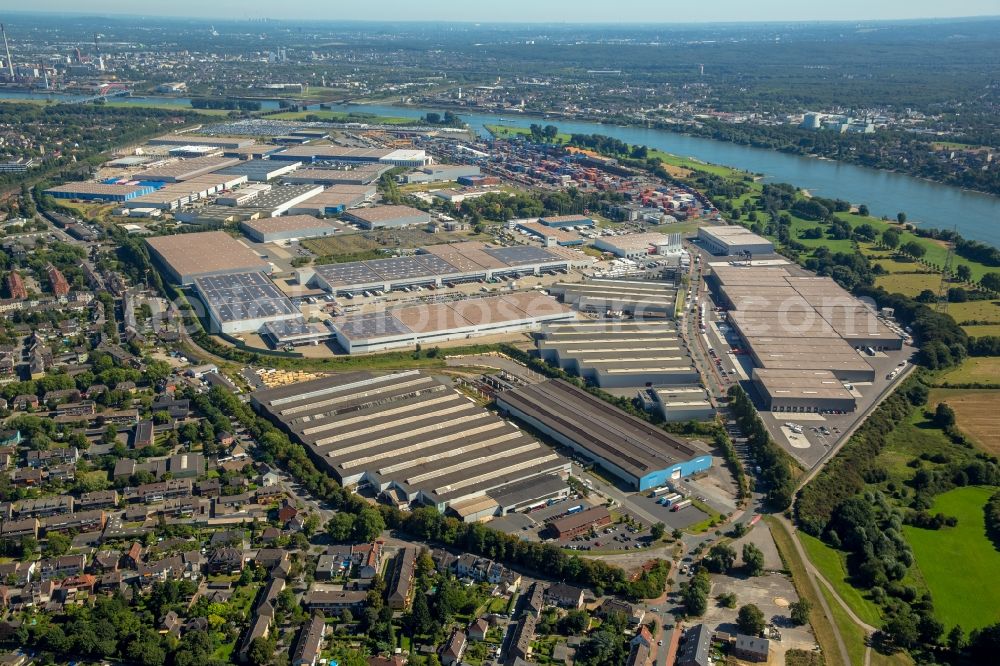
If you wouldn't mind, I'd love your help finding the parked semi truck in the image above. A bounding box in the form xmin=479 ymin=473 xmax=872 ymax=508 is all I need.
xmin=671 ymin=499 xmax=693 ymax=512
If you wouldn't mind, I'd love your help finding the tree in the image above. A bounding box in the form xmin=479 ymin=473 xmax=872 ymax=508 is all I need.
xmin=650 ymin=522 xmax=666 ymax=541
xmin=352 ymin=507 xmax=385 ymax=542
xmin=558 ymin=609 xmax=589 ymax=635
xmin=43 ymin=532 xmax=71 ymax=558
xmin=897 ymin=212 xmax=907 ymax=224
xmin=982 ymin=272 xmax=1000 ymax=292
xmin=901 ymin=241 xmax=926 ymax=259
xmin=934 ymin=402 xmax=956 ymax=428
xmin=326 ymin=513 xmax=355 ymax=542
xmin=858 ymin=204 xmax=870 ymax=216
xmin=789 ymin=600 xmax=811 ymax=626
xmin=882 ymin=607 xmax=920 ymax=649
xmin=742 ymin=543 xmax=765 ymax=577
xmin=247 ymin=635 xmax=277 ymax=666
xmin=947 ymin=625 xmax=966 ymax=652
xmin=956 ymin=264 xmax=972 ymax=283
xmin=737 ymin=604 xmax=766 ymax=636
xmin=703 ymin=544 xmax=736 ymax=573
xmin=881 ymin=228 xmax=901 ymax=250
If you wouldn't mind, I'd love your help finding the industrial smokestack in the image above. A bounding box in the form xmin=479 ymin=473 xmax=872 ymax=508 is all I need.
xmin=1 ymin=25 xmax=14 ymax=79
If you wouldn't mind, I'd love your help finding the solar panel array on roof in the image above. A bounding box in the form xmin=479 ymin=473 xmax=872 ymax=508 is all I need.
xmin=335 ymin=312 xmax=414 ymax=339
xmin=194 ymin=272 xmax=298 ymax=325
xmin=364 ymin=255 xmax=460 ymax=281
xmin=483 ymin=245 xmax=560 ymax=266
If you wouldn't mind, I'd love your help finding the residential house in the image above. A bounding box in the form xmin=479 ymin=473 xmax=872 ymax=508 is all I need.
xmin=37 ymin=555 xmax=86 ymax=581
xmin=11 ymin=495 xmax=73 ymax=518
xmin=42 ymin=510 xmax=106 ymax=535
xmin=525 ymin=582 xmax=545 ymax=618
xmin=387 ymin=547 xmax=416 ymax=610
xmin=440 ymin=630 xmax=467 ymax=666
xmin=79 ymin=490 xmax=120 ymax=511
xmin=508 ymin=615 xmax=536 ymax=664
xmin=677 ymin=623 xmax=711 ymax=666
xmin=545 ymin=583 xmax=585 ymax=610
xmin=304 ymin=589 xmax=367 ymax=614
xmin=0 ymin=518 xmax=39 ymax=540
xmin=733 ymin=635 xmax=770 ymax=663
xmin=207 ymin=548 xmax=245 ymax=575
xmin=599 ymin=598 xmax=645 ymax=626
xmin=468 ymin=618 xmax=489 ymax=642
xmin=291 ymin=612 xmax=327 ymax=666
xmin=132 ymin=420 xmax=155 ymax=450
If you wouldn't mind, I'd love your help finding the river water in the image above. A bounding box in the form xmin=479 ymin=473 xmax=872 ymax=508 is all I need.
xmin=4 ymin=91 xmax=997 ymax=247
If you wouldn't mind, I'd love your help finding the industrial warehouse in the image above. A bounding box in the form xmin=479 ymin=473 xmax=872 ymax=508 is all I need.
xmin=145 ymin=231 xmax=271 ymax=284
xmin=239 ymin=215 xmax=347 ymax=243
xmin=697 ymin=225 xmax=775 ymax=256
xmin=302 ymin=241 xmax=579 ymax=296
xmin=495 ymin=379 xmax=712 ymax=491
xmin=251 ymin=372 xmax=571 ymax=518
xmin=751 ymin=368 xmax=858 ymax=413
xmin=192 ymin=271 xmax=300 ymax=334
xmin=267 ymin=144 xmax=429 ymax=167
xmin=547 ymin=278 xmax=678 ymax=318
xmin=342 ymin=205 xmax=432 ymax=230
xmin=536 ymin=320 xmax=700 ymax=388
xmin=707 ymin=264 xmax=905 ymax=410
xmin=593 ymin=232 xmax=682 ymax=259
xmin=329 ymin=292 xmax=575 ymax=354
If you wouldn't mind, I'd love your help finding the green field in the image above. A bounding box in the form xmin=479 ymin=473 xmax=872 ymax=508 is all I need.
xmin=875 ymin=408 xmax=957 ymax=485
xmin=875 ymin=272 xmax=942 ymax=297
xmin=269 ymin=110 xmax=419 ymax=124
xmin=945 ymin=299 xmax=1000 ymax=324
xmin=903 ymin=486 xmax=1000 ymax=634
xmin=961 ymin=324 xmax=1000 ymax=337
xmin=939 ymin=357 xmax=1000 ymax=385
xmin=800 ymin=533 xmax=883 ymax=626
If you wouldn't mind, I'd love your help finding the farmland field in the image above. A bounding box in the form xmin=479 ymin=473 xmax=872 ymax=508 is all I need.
xmin=928 ymin=388 xmax=1000 ymax=454
xmin=939 ymin=357 xmax=1000 ymax=385
xmin=945 ymin=299 xmax=1000 ymax=324
xmin=875 ymin=272 xmax=941 ymax=297
xmin=903 ymin=486 xmax=1000 ymax=634
xmin=961 ymin=324 xmax=1000 ymax=337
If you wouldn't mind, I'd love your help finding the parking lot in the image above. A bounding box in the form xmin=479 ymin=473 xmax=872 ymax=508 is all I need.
xmin=630 ymin=492 xmax=710 ymax=531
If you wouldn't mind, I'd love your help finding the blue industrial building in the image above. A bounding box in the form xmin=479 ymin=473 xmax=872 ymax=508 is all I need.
xmin=495 ymin=379 xmax=712 ymax=491
xmin=45 ymin=181 xmax=156 ymax=202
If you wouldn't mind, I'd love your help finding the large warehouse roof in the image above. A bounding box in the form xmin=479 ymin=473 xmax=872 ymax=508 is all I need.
xmin=193 ymin=271 xmax=298 ymax=327
xmin=146 ymin=231 xmax=270 ymax=284
xmin=309 ymin=241 xmax=569 ymax=293
xmin=495 ymin=379 xmax=704 ymax=483
xmin=135 ymin=157 xmax=241 ymax=182
xmin=252 ymin=372 xmax=569 ymax=509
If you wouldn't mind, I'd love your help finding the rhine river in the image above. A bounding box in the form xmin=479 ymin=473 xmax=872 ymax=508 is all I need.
xmin=4 ymin=92 xmax=998 ymax=247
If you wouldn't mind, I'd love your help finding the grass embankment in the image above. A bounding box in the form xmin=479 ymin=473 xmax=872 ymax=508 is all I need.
xmin=799 ymin=533 xmax=883 ymax=627
xmin=268 ymin=110 xmax=419 ymax=124
xmin=902 ymin=486 xmax=1000 ymax=634
xmin=765 ymin=517 xmax=846 ymax=666
xmin=817 ymin=581 xmax=869 ymax=666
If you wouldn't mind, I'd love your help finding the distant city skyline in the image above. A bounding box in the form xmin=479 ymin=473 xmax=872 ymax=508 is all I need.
xmin=11 ymin=1 xmax=1000 ymax=23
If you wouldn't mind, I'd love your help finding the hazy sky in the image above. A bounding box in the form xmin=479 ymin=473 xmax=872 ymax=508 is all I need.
xmin=15 ymin=0 xmax=1000 ymax=23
